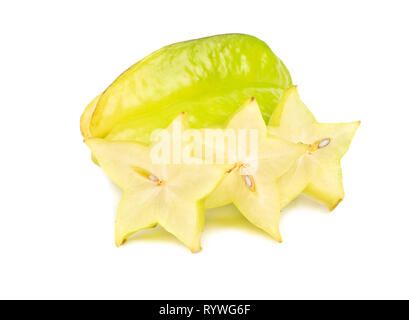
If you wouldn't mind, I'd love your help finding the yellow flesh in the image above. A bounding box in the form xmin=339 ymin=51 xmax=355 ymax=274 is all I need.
xmin=86 ymin=116 xmax=226 ymax=252
xmin=205 ymin=99 xmax=308 ymax=241
xmin=268 ymin=86 xmax=360 ymax=209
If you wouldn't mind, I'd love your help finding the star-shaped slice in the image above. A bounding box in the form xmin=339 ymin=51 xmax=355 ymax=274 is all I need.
xmin=85 ymin=115 xmax=226 ymax=252
xmin=204 ymin=98 xmax=308 ymax=242
xmin=268 ymin=86 xmax=360 ymax=210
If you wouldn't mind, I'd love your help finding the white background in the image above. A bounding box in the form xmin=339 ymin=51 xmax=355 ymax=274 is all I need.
xmin=0 ymin=0 xmax=408 ymax=299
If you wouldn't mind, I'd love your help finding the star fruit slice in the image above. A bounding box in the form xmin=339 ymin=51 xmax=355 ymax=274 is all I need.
xmin=85 ymin=34 xmax=292 ymax=142
xmin=268 ymin=86 xmax=360 ymax=210
xmin=204 ymin=98 xmax=308 ymax=241
xmin=85 ymin=116 xmax=226 ymax=252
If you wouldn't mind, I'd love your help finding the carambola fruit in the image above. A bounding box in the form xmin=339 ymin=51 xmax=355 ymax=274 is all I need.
xmin=83 ymin=34 xmax=292 ymax=143
xmin=268 ymin=86 xmax=360 ymax=210
xmin=86 ymin=115 xmax=226 ymax=252
xmin=205 ymin=98 xmax=308 ymax=241
xmin=82 ymin=35 xmax=360 ymax=251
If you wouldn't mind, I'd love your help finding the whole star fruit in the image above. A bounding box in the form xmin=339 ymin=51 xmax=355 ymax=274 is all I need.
xmin=81 ymin=34 xmax=293 ymax=144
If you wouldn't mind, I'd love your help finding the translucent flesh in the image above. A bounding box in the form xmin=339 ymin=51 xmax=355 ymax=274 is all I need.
xmin=205 ymin=100 xmax=308 ymax=241
xmin=268 ymin=86 xmax=360 ymax=209
xmin=86 ymin=117 xmax=226 ymax=252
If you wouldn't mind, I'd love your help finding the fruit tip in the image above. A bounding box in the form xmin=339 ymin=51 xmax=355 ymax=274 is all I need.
xmin=287 ymin=84 xmax=298 ymax=92
xmin=272 ymin=232 xmax=282 ymax=243
xmin=190 ymin=246 xmax=202 ymax=254
xmin=115 ymin=238 xmax=126 ymax=247
xmin=284 ymin=85 xmax=299 ymax=96
xmin=83 ymin=138 xmax=92 ymax=147
xmin=330 ymin=198 xmax=343 ymax=211
xmin=83 ymin=138 xmax=94 ymax=148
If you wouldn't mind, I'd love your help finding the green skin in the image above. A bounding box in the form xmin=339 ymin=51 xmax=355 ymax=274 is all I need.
xmin=90 ymin=34 xmax=292 ymax=144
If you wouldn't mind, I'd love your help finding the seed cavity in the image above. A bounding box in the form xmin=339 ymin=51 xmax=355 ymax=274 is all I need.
xmin=226 ymin=163 xmax=256 ymax=192
xmin=242 ymin=174 xmax=255 ymax=192
xmin=318 ymin=138 xmax=331 ymax=148
xmin=148 ymin=173 xmax=164 ymax=186
xmin=148 ymin=174 xmax=159 ymax=182
xmin=133 ymin=166 xmax=163 ymax=186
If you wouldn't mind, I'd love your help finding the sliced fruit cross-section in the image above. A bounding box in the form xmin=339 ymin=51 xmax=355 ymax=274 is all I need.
xmin=268 ymin=86 xmax=360 ymax=210
xmin=86 ymin=115 xmax=226 ymax=252
xmin=205 ymin=98 xmax=308 ymax=241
